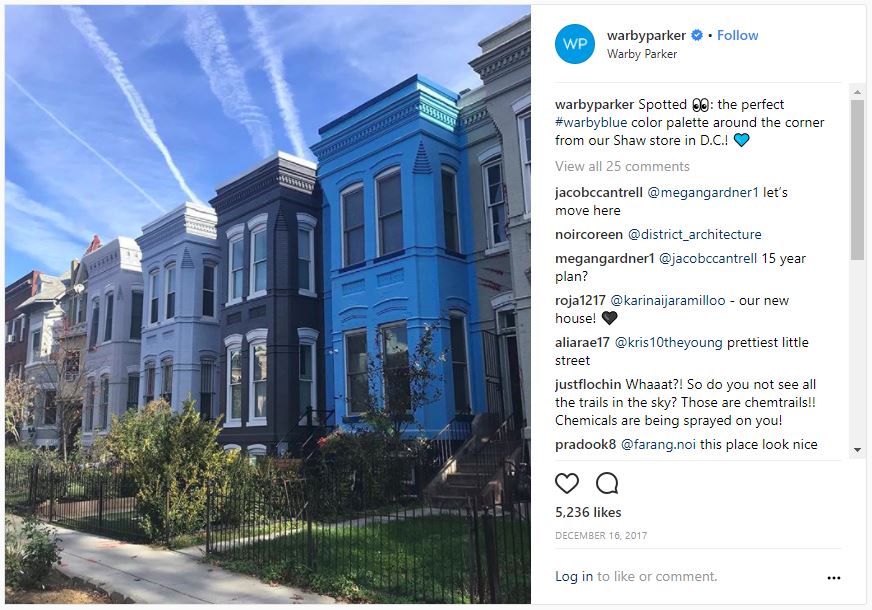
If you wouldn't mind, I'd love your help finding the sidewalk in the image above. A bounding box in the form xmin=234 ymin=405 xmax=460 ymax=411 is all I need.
xmin=7 ymin=516 xmax=334 ymax=604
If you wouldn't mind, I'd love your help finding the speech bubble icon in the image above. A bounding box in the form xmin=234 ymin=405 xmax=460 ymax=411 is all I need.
xmin=596 ymin=471 xmax=619 ymax=494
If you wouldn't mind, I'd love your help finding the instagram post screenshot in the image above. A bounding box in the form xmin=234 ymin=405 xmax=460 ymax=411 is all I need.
xmin=0 ymin=1 xmax=868 ymax=608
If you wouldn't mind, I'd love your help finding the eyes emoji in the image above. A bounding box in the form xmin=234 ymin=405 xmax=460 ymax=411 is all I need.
xmin=692 ymin=97 xmax=710 ymax=112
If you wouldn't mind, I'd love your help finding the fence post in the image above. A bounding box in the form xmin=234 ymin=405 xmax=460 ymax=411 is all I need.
xmin=49 ymin=470 xmax=55 ymax=522
xmin=468 ymin=497 xmax=485 ymax=603
xmin=205 ymin=482 xmax=212 ymax=554
xmin=98 ymin=477 xmax=105 ymax=533
xmin=305 ymin=505 xmax=314 ymax=570
xmin=482 ymin=499 xmax=501 ymax=603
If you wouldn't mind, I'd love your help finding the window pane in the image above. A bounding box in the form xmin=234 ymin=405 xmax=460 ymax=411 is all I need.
xmin=253 ymin=344 xmax=267 ymax=381
xmin=450 ymin=316 xmax=467 ymax=364
xmin=299 ymin=344 xmax=312 ymax=379
xmin=298 ymin=229 xmax=310 ymax=259
xmin=346 ymin=332 xmax=367 ymax=374
xmin=230 ymin=350 xmax=242 ymax=384
xmin=382 ymin=325 xmax=408 ymax=368
xmin=492 ymin=203 xmax=506 ymax=243
xmin=89 ymin=304 xmax=99 ymax=348
xmin=253 ymin=231 xmax=266 ymax=262
xmin=377 ymin=172 xmax=402 ymax=215
xmin=203 ymin=265 xmax=214 ymax=290
xmin=346 ymin=228 xmax=364 ymax=266
xmin=349 ymin=373 xmax=368 ymax=414
xmin=299 ymin=381 xmax=312 ymax=411
xmin=254 ymin=261 xmax=267 ymax=292
xmin=442 ymin=171 xmax=459 ymax=251
xmin=104 ymin=294 xmax=114 ymax=341
xmin=166 ymin=293 xmax=175 ymax=319
xmin=298 ymin=260 xmax=310 ymax=291
xmin=231 ymin=240 xmax=244 ymax=270
xmin=343 ymin=188 xmax=364 ymax=228
xmin=523 ymin=115 xmax=531 ymax=161
xmin=254 ymin=382 xmax=266 ymax=418
xmin=380 ymin=213 xmax=403 ymax=254
xmin=231 ymin=385 xmax=242 ymax=419
xmin=233 ymin=270 xmax=243 ymax=299
xmin=130 ymin=292 xmax=143 ymax=339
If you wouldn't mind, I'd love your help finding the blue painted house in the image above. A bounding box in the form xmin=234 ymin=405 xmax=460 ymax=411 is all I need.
xmin=312 ymin=76 xmax=485 ymax=436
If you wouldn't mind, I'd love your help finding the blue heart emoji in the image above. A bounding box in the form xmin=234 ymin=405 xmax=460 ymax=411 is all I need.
xmin=734 ymin=133 xmax=750 ymax=147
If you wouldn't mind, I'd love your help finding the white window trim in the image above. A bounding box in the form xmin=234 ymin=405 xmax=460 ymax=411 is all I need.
xmin=148 ymin=270 xmax=160 ymax=326
xmin=247 ymin=329 xmax=268 ymax=427
xmin=297 ymin=213 xmax=318 ymax=298
xmin=375 ymin=167 xmax=403 ymax=257
xmin=516 ymin=108 xmax=531 ymax=216
xmin=224 ymin=334 xmax=243 ymax=427
xmin=226 ymin=223 xmax=245 ymax=241
xmin=511 ymin=94 xmax=531 ymax=114
xmin=223 ymin=443 xmax=241 ymax=453
xmin=249 ymin=227 xmax=268 ymax=300
xmin=298 ymin=328 xmax=319 ymax=415
xmin=449 ymin=311 xmax=472 ymax=414
xmin=248 ymin=443 xmax=267 ymax=456
xmin=481 ymin=156 xmax=508 ymax=251
xmin=340 ymin=184 xmax=364 ymax=268
xmin=227 ymin=237 xmax=244 ymax=306
xmin=478 ymin=144 xmax=502 ymax=164
xmin=164 ymin=264 xmax=176 ymax=321
xmin=102 ymin=291 xmax=115 ymax=344
xmin=441 ymin=166 xmax=461 ymax=252
xmin=344 ymin=329 xmax=367 ymax=416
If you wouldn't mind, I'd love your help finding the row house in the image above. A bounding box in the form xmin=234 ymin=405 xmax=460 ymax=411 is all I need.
xmin=209 ymin=154 xmax=324 ymax=455
xmin=78 ymin=237 xmax=144 ymax=446
xmin=312 ymin=76 xmax=484 ymax=436
xmin=5 ymin=270 xmax=42 ymax=381
xmin=136 ymin=203 xmax=221 ymax=418
xmin=15 ymin=273 xmax=65 ymax=448
xmin=460 ymin=15 xmax=532 ymax=440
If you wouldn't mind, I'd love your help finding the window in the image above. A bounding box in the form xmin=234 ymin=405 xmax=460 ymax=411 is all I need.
xmin=30 ymin=329 xmax=42 ymax=362
xmin=103 ymin=293 xmax=114 ymax=342
xmin=380 ymin=323 xmax=409 ymax=412
xmin=149 ymin=272 xmax=159 ymax=324
xmin=6 ymin=321 xmax=12 ymax=343
xmin=228 ymin=347 xmax=242 ymax=423
xmin=99 ymin=376 xmax=109 ymax=429
xmin=518 ymin=111 xmax=531 ymax=213
xmin=250 ymin=342 xmax=267 ymax=424
xmin=442 ymin=168 xmax=460 ymax=252
xmin=165 ymin=265 xmax=176 ymax=319
xmin=298 ymin=228 xmax=314 ymax=294
xmin=342 ymin=186 xmax=365 ymax=266
xmin=18 ymin=315 xmax=25 ymax=342
xmin=376 ymin=170 xmax=403 ymax=256
xmin=127 ymin=375 xmax=139 ymax=411
xmin=84 ymin=380 xmax=95 ymax=430
xmin=63 ymin=351 xmax=80 ymax=382
xmin=483 ymin=158 xmax=507 ymax=247
xmin=200 ymin=360 xmax=214 ymax=419
xmin=300 ymin=344 xmax=314 ymax=412
xmin=161 ymin=358 xmax=173 ymax=404
xmin=130 ymin=291 xmax=143 ymax=339
xmin=77 ymin=293 xmax=87 ymax=325
xmin=144 ymin=363 xmax=155 ymax=404
xmin=251 ymin=229 xmax=267 ymax=295
xmin=43 ymin=391 xmax=57 ymax=425
xmin=345 ymin=330 xmax=368 ymax=415
xmin=229 ymin=238 xmax=244 ymax=301
xmin=89 ymin=298 xmax=100 ymax=348
xmin=450 ymin=314 xmax=471 ymax=414
xmin=202 ymin=265 xmax=215 ymax=317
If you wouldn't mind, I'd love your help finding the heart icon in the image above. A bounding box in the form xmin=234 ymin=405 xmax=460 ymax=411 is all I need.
xmin=734 ymin=133 xmax=750 ymax=147
xmin=555 ymin=473 xmax=580 ymax=494
xmin=602 ymin=311 xmax=618 ymax=325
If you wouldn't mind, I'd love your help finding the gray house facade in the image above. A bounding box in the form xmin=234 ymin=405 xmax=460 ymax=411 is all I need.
xmin=79 ymin=237 xmax=144 ymax=445
xmin=137 ymin=202 xmax=221 ymax=417
xmin=210 ymin=153 xmax=324 ymax=455
xmin=460 ymin=15 xmax=531 ymax=439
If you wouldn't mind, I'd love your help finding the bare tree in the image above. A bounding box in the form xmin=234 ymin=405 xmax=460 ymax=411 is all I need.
xmin=5 ymin=375 xmax=38 ymax=444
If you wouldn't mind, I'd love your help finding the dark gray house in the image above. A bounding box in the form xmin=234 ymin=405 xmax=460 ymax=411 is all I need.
xmin=210 ymin=152 xmax=324 ymax=456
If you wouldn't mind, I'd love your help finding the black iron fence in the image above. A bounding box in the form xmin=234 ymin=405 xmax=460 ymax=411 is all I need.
xmin=5 ymin=462 xmax=146 ymax=542
xmin=5 ymin=460 xmax=530 ymax=603
xmin=206 ymin=481 xmax=530 ymax=603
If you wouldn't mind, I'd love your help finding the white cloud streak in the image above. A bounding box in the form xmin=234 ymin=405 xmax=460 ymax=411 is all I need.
xmin=184 ymin=6 xmax=274 ymax=157
xmin=244 ymin=6 xmax=307 ymax=159
xmin=5 ymin=181 xmax=94 ymax=274
xmin=62 ymin=6 xmax=203 ymax=205
xmin=5 ymin=73 xmax=166 ymax=214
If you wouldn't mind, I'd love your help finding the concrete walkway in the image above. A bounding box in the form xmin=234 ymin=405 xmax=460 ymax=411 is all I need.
xmin=7 ymin=517 xmax=334 ymax=604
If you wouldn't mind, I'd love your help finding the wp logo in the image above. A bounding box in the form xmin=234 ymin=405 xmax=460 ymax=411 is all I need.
xmin=555 ymin=24 xmax=595 ymax=64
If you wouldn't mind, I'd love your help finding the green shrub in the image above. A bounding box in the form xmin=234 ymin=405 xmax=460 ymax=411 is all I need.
xmin=101 ymin=398 xmax=234 ymax=540
xmin=5 ymin=516 xmax=62 ymax=589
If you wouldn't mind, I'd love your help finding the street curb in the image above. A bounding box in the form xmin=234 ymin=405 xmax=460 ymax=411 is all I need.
xmin=58 ymin=569 xmax=136 ymax=604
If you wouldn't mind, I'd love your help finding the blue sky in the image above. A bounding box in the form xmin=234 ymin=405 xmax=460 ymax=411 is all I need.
xmin=4 ymin=4 xmax=528 ymax=281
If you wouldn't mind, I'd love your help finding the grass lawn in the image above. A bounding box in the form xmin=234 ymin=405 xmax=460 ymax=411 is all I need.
xmin=209 ymin=514 xmax=530 ymax=603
